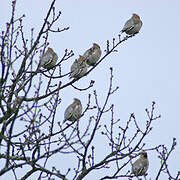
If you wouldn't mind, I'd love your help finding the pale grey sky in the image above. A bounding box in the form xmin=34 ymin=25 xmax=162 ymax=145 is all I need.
xmin=1 ymin=0 xmax=180 ymax=179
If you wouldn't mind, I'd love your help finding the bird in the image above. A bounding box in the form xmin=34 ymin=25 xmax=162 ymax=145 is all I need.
xmin=63 ymin=98 xmax=82 ymax=123
xmin=131 ymin=151 xmax=149 ymax=176
xmin=40 ymin=47 xmax=58 ymax=69
xmin=121 ymin=14 xmax=142 ymax=35
xmin=69 ymin=55 xmax=88 ymax=79
xmin=83 ymin=43 xmax=102 ymax=66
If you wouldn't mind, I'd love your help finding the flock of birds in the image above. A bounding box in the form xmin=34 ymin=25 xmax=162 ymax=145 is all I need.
xmin=39 ymin=14 xmax=148 ymax=177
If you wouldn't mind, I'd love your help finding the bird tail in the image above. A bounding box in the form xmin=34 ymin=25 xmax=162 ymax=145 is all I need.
xmin=69 ymin=75 xmax=73 ymax=80
xmin=68 ymin=71 xmax=74 ymax=80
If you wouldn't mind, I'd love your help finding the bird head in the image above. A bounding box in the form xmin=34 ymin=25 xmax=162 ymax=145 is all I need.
xmin=132 ymin=13 xmax=140 ymax=19
xmin=140 ymin=151 xmax=148 ymax=159
xmin=74 ymin=98 xmax=81 ymax=105
xmin=93 ymin=43 xmax=100 ymax=49
xmin=79 ymin=55 xmax=88 ymax=62
xmin=47 ymin=47 xmax=54 ymax=53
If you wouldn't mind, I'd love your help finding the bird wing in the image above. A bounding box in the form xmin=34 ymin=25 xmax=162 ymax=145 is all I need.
xmin=132 ymin=159 xmax=148 ymax=175
xmin=70 ymin=60 xmax=87 ymax=79
xmin=69 ymin=61 xmax=79 ymax=78
xmin=40 ymin=53 xmax=53 ymax=67
xmin=83 ymin=48 xmax=93 ymax=58
xmin=121 ymin=19 xmax=135 ymax=32
xmin=64 ymin=105 xmax=74 ymax=121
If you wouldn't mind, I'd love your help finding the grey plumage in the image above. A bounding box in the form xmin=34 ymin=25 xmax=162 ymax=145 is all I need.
xmin=83 ymin=43 xmax=101 ymax=66
xmin=132 ymin=151 xmax=149 ymax=176
xmin=121 ymin=14 xmax=142 ymax=35
xmin=69 ymin=55 xmax=88 ymax=79
xmin=64 ymin=98 xmax=82 ymax=123
xmin=40 ymin=47 xmax=58 ymax=69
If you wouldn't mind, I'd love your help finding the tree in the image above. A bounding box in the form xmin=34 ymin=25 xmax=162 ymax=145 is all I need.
xmin=0 ymin=0 xmax=179 ymax=179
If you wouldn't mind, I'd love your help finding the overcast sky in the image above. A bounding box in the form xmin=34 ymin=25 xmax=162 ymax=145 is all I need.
xmin=1 ymin=0 xmax=180 ymax=179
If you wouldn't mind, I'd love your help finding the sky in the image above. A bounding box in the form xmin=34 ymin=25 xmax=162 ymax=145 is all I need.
xmin=1 ymin=0 xmax=180 ymax=179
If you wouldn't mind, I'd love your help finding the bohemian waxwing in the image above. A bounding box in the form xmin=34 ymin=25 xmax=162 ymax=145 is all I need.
xmin=121 ymin=14 xmax=142 ymax=35
xmin=132 ymin=151 xmax=149 ymax=176
xmin=63 ymin=98 xmax=82 ymax=123
xmin=69 ymin=55 xmax=88 ymax=79
xmin=83 ymin=43 xmax=101 ymax=66
xmin=40 ymin=47 xmax=58 ymax=69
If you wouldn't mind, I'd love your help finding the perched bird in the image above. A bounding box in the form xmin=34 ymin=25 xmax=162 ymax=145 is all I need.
xmin=64 ymin=98 xmax=82 ymax=123
xmin=132 ymin=151 xmax=149 ymax=176
xmin=121 ymin=14 xmax=142 ymax=35
xmin=40 ymin=47 xmax=58 ymax=69
xmin=83 ymin=43 xmax=101 ymax=66
xmin=69 ymin=55 xmax=88 ymax=79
